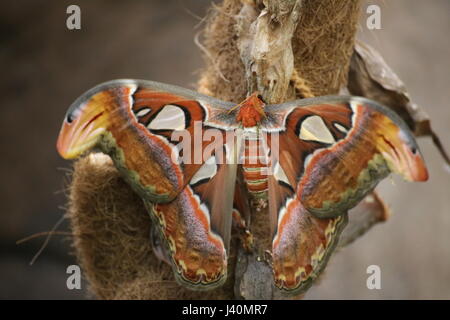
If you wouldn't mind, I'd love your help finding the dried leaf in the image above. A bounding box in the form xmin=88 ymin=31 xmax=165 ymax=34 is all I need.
xmin=348 ymin=41 xmax=449 ymax=164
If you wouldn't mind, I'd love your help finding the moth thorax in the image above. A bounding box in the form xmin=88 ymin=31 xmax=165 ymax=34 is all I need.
xmin=235 ymin=93 xmax=266 ymax=128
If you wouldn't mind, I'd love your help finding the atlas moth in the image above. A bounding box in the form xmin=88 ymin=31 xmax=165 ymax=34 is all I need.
xmin=56 ymin=79 xmax=428 ymax=295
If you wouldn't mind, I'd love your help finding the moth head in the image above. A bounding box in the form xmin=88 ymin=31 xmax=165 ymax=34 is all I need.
xmin=235 ymin=92 xmax=267 ymax=127
xmin=57 ymin=91 xmax=111 ymax=159
xmin=250 ymin=91 xmax=266 ymax=112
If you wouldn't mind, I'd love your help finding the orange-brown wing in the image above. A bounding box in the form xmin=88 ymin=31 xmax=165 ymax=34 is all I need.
xmin=57 ymin=79 xmax=236 ymax=203
xmin=270 ymin=194 xmax=347 ymax=293
xmin=144 ymin=148 xmax=238 ymax=290
xmin=231 ymin=167 xmax=254 ymax=252
xmin=265 ymin=96 xmax=428 ymax=218
xmin=262 ymin=96 xmax=428 ymax=294
xmin=265 ymin=132 xmax=348 ymax=294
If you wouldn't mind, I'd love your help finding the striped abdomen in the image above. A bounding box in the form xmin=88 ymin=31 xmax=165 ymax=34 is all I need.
xmin=240 ymin=129 xmax=269 ymax=207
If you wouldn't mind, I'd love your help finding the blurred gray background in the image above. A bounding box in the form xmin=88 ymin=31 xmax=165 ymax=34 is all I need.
xmin=0 ymin=0 xmax=448 ymax=299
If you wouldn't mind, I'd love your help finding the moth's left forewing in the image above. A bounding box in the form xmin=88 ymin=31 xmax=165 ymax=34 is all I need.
xmin=266 ymin=96 xmax=428 ymax=219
